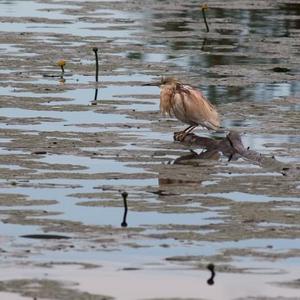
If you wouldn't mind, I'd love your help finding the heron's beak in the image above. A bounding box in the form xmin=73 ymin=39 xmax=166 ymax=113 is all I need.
xmin=142 ymin=81 xmax=160 ymax=86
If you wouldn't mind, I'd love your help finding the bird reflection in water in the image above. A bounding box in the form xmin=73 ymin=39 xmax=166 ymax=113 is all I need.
xmin=121 ymin=191 xmax=128 ymax=227
xmin=207 ymin=263 xmax=216 ymax=285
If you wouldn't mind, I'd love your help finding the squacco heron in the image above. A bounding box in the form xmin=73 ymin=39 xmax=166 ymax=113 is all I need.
xmin=144 ymin=77 xmax=220 ymax=140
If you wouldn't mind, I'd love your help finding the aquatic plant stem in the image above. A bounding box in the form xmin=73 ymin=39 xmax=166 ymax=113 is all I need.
xmin=93 ymin=47 xmax=99 ymax=82
xmin=201 ymin=4 xmax=209 ymax=32
xmin=57 ymin=59 xmax=66 ymax=79
xmin=207 ymin=263 xmax=215 ymax=285
xmin=121 ymin=192 xmax=128 ymax=227
xmin=60 ymin=66 xmax=64 ymax=77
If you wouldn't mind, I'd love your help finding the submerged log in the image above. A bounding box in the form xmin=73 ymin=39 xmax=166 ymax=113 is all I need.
xmin=174 ymin=131 xmax=299 ymax=177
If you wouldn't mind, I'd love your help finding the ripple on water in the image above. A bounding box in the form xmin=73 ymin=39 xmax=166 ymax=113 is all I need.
xmin=0 ymin=21 xmax=140 ymax=38
xmin=35 ymin=154 xmax=146 ymax=174
xmin=0 ymin=107 xmax=143 ymax=132
xmin=209 ymin=192 xmax=299 ymax=203
xmin=0 ymin=1 xmax=73 ymax=19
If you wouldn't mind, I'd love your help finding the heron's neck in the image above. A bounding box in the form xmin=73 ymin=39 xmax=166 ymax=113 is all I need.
xmin=160 ymin=85 xmax=175 ymax=115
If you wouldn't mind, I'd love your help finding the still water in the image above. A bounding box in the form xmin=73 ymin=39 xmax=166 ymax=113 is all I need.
xmin=0 ymin=0 xmax=299 ymax=299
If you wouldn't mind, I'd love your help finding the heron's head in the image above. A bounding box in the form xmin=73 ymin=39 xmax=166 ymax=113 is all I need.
xmin=160 ymin=77 xmax=179 ymax=86
xmin=143 ymin=76 xmax=179 ymax=87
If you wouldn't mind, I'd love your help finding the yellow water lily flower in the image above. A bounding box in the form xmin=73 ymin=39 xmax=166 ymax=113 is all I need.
xmin=57 ymin=59 xmax=66 ymax=68
xmin=201 ymin=3 xmax=208 ymax=10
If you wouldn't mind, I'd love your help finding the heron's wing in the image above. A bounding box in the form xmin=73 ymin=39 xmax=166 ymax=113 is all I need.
xmin=172 ymin=84 xmax=220 ymax=130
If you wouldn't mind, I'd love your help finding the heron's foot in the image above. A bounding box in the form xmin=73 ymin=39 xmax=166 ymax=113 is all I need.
xmin=174 ymin=131 xmax=188 ymax=142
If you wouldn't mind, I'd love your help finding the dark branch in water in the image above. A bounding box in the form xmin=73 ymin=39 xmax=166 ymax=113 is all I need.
xmin=174 ymin=131 xmax=300 ymax=176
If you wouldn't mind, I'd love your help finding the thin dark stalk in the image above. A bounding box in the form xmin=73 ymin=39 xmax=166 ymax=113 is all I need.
xmin=90 ymin=88 xmax=98 ymax=105
xmin=207 ymin=263 xmax=215 ymax=285
xmin=93 ymin=47 xmax=99 ymax=82
xmin=60 ymin=65 xmax=64 ymax=78
xmin=202 ymin=6 xmax=209 ymax=32
xmin=94 ymin=88 xmax=98 ymax=101
xmin=57 ymin=60 xmax=66 ymax=79
xmin=121 ymin=192 xmax=128 ymax=227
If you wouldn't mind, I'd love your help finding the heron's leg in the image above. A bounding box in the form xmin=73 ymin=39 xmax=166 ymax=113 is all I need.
xmin=185 ymin=125 xmax=197 ymax=133
xmin=183 ymin=125 xmax=195 ymax=133
xmin=174 ymin=125 xmax=197 ymax=142
xmin=174 ymin=125 xmax=193 ymax=135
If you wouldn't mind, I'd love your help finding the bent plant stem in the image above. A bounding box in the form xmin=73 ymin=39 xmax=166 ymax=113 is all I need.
xmin=121 ymin=192 xmax=128 ymax=227
xmin=202 ymin=5 xmax=209 ymax=32
xmin=57 ymin=59 xmax=66 ymax=79
xmin=93 ymin=47 xmax=99 ymax=82
xmin=207 ymin=263 xmax=215 ymax=285
xmin=60 ymin=66 xmax=64 ymax=78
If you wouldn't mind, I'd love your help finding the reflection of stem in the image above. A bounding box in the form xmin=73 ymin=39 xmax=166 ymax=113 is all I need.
xmin=207 ymin=263 xmax=215 ymax=285
xmin=202 ymin=7 xmax=209 ymax=32
xmin=121 ymin=192 xmax=128 ymax=227
xmin=201 ymin=37 xmax=208 ymax=51
xmin=60 ymin=65 xmax=65 ymax=76
xmin=93 ymin=47 xmax=99 ymax=82
xmin=94 ymin=88 xmax=98 ymax=101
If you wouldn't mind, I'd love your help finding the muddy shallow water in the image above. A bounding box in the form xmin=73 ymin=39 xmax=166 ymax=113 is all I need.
xmin=0 ymin=0 xmax=299 ymax=299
